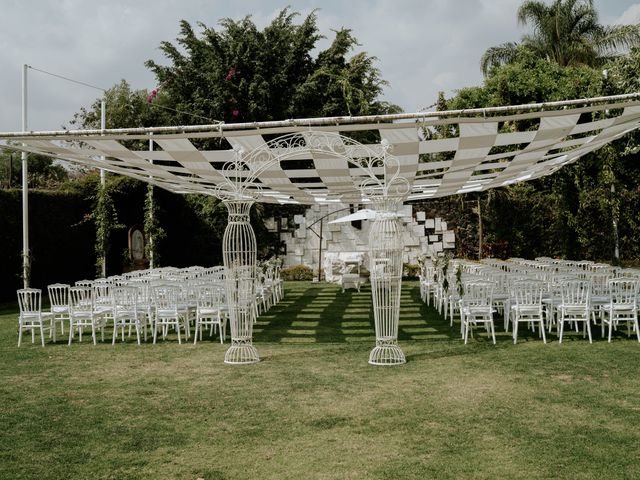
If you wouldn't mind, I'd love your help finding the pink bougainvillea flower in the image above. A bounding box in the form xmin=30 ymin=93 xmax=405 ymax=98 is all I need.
xmin=232 ymin=109 xmax=240 ymax=117
xmin=225 ymin=66 xmax=239 ymax=81
xmin=147 ymin=87 xmax=160 ymax=104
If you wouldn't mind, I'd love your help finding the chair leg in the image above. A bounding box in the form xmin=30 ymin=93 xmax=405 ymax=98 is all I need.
xmin=586 ymin=320 xmax=592 ymax=344
xmin=40 ymin=323 xmax=45 ymax=347
xmin=135 ymin=322 xmax=141 ymax=345
xmin=559 ymin=318 xmax=564 ymax=344
xmin=194 ymin=321 xmax=199 ymax=345
xmin=18 ymin=324 xmax=23 ymax=347
xmin=490 ymin=321 xmax=496 ymax=344
xmin=176 ymin=319 xmax=182 ymax=344
xmin=92 ymin=324 xmax=97 ymax=345
xmin=513 ymin=320 xmax=518 ymax=344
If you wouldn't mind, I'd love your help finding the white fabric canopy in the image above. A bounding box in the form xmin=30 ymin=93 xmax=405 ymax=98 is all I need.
xmin=1 ymin=94 xmax=639 ymax=204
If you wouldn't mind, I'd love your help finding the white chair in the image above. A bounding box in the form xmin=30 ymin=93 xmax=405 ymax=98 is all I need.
xmin=419 ymin=263 xmax=436 ymax=306
xmin=152 ymin=285 xmax=189 ymax=344
xmin=459 ymin=282 xmax=496 ymax=344
xmin=48 ymin=283 xmax=70 ymax=336
xmin=17 ymin=288 xmax=55 ymax=347
xmin=272 ymin=264 xmax=284 ymax=302
xmin=111 ymin=286 xmax=146 ymax=345
xmin=510 ymin=280 xmax=547 ymax=344
xmin=602 ymin=279 xmax=639 ymax=343
xmin=543 ymin=275 xmax=577 ymax=333
xmin=68 ymin=286 xmax=107 ymax=345
xmin=92 ymin=282 xmax=113 ymax=317
xmin=194 ymin=284 xmax=228 ymax=344
xmin=557 ymin=280 xmax=592 ymax=343
xmin=588 ymin=272 xmax=611 ymax=323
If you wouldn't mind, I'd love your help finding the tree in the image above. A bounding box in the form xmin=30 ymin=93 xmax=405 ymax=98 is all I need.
xmin=481 ymin=0 xmax=640 ymax=76
xmin=144 ymin=8 xmax=400 ymax=126
xmin=0 ymin=148 xmax=68 ymax=189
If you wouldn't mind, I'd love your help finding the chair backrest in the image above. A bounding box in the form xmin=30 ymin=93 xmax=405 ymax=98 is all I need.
xmin=609 ymin=279 xmax=639 ymax=307
xmin=93 ymin=283 xmax=112 ymax=307
xmin=112 ymin=286 xmax=138 ymax=314
xmin=462 ymin=282 xmax=494 ymax=307
xmin=129 ymin=280 xmax=150 ymax=305
xmin=561 ymin=280 xmax=590 ymax=306
xmin=75 ymin=279 xmax=93 ymax=288
xmin=179 ymin=282 xmax=198 ymax=304
xmin=511 ymin=280 xmax=544 ymax=307
xmin=17 ymin=288 xmax=42 ymax=315
xmin=588 ymin=273 xmax=611 ymax=297
xmin=197 ymin=284 xmax=226 ymax=309
xmin=69 ymin=286 xmax=93 ymax=313
xmin=152 ymin=285 xmax=180 ymax=311
xmin=48 ymin=283 xmax=70 ymax=307
xmin=549 ymin=275 xmax=577 ymax=296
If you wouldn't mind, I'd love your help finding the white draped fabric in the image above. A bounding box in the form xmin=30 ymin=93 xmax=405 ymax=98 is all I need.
xmin=1 ymin=95 xmax=639 ymax=203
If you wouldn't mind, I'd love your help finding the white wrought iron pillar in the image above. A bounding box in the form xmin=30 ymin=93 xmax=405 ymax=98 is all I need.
xmin=222 ymin=199 xmax=260 ymax=364
xmin=368 ymin=197 xmax=406 ymax=365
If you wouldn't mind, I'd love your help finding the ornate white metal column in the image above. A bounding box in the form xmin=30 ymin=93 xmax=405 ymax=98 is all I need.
xmin=358 ymin=143 xmax=410 ymax=366
xmin=222 ymin=199 xmax=259 ymax=364
xmin=368 ymin=198 xmax=406 ymax=365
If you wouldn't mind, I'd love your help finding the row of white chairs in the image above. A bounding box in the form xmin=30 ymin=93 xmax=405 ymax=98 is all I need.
xmin=16 ymin=264 xmax=284 ymax=347
xmin=420 ymin=258 xmax=640 ymax=345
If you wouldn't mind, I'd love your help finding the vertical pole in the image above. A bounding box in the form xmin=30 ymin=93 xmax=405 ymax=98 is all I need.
xmin=99 ymin=99 xmax=106 ymax=186
xmin=611 ymin=183 xmax=620 ymax=264
xmin=318 ymin=218 xmax=323 ymax=281
xmin=8 ymin=152 xmax=13 ymax=188
xmin=477 ymin=198 xmax=483 ymax=260
xmin=148 ymin=135 xmax=154 ymax=269
xmin=21 ymin=64 xmax=29 ymax=288
xmin=99 ymin=99 xmax=106 ymax=277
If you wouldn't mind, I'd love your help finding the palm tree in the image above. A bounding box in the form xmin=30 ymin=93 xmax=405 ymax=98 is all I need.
xmin=481 ymin=0 xmax=640 ymax=76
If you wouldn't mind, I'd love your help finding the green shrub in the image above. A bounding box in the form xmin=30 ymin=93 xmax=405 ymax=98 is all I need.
xmin=280 ymin=264 xmax=314 ymax=281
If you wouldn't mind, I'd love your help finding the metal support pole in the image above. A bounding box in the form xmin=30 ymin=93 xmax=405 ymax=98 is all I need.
xmin=21 ymin=64 xmax=29 ymax=288
xmin=148 ymin=135 xmax=154 ymax=269
xmin=477 ymin=198 xmax=483 ymax=260
xmin=612 ymin=183 xmax=620 ymax=264
xmin=99 ymin=99 xmax=106 ymax=186
xmin=99 ymin=99 xmax=106 ymax=277
xmin=318 ymin=218 xmax=323 ymax=281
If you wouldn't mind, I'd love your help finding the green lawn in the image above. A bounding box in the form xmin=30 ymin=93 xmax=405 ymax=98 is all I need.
xmin=1 ymin=281 xmax=639 ymax=479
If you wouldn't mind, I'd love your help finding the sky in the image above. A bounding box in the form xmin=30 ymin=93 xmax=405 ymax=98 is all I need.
xmin=1 ymin=0 xmax=639 ymax=133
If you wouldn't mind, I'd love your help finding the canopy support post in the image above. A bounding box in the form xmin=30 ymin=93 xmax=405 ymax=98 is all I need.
xmin=223 ymin=199 xmax=260 ymax=364
xmin=21 ymin=64 xmax=29 ymax=288
xmin=368 ymin=198 xmax=406 ymax=366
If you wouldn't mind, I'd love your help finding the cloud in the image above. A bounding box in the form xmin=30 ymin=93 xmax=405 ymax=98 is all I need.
xmin=615 ymin=3 xmax=640 ymax=24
